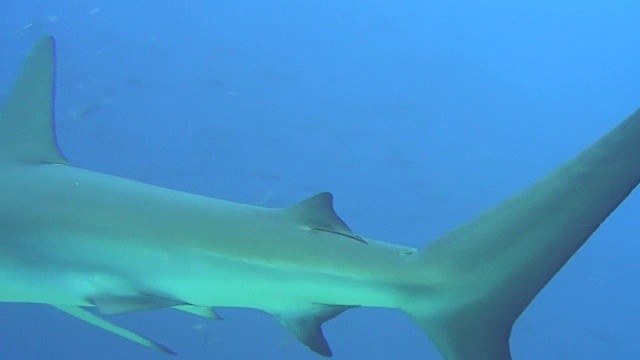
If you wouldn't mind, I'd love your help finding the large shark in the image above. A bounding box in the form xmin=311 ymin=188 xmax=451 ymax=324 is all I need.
xmin=1 ymin=36 xmax=639 ymax=359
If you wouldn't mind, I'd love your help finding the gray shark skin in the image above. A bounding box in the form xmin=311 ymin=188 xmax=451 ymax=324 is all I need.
xmin=1 ymin=36 xmax=639 ymax=359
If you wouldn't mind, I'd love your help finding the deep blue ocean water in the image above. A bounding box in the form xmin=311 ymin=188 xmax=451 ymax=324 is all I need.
xmin=1 ymin=1 xmax=640 ymax=359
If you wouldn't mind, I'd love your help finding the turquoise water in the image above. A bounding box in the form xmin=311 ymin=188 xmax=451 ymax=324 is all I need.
xmin=1 ymin=1 xmax=639 ymax=359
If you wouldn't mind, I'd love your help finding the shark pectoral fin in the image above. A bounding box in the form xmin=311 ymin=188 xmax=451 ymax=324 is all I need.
xmin=286 ymin=192 xmax=367 ymax=244
xmin=52 ymin=305 xmax=176 ymax=355
xmin=268 ymin=304 xmax=355 ymax=357
xmin=0 ymin=35 xmax=67 ymax=164
xmin=174 ymin=305 xmax=223 ymax=320
xmin=90 ymin=292 xmax=189 ymax=315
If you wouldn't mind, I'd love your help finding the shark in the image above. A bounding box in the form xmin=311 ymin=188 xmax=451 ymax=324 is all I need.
xmin=1 ymin=36 xmax=639 ymax=360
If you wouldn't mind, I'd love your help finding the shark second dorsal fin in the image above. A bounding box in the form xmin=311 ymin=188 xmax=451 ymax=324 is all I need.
xmin=286 ymin=192 xmax=367 ymax=244
xmin=0 ymin=36 xmax=66 ymax=164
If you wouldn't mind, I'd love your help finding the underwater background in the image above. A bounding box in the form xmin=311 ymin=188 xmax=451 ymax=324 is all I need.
xmin=1 ymin=1 xmax=640 ymax=359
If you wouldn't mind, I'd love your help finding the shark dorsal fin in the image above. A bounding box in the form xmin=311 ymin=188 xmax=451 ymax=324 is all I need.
xmin=286 ymin=192 xmax=367 ymax=244
xmin=0 ymin=36 xmax=66 ymax=164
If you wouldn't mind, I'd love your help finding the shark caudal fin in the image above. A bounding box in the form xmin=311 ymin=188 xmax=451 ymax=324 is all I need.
xmin=404 ymin=108 xmax=640 ymax=359
xmin=0 ymin=35 xmax=66 ymax=164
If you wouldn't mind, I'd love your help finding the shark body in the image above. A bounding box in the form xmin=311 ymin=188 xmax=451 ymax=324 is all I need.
xmin=1 ymin=37 xmax=639 ymax=359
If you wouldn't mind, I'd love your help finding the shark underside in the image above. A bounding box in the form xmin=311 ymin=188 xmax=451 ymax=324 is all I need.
xmin=1 ymin=37 xmax=639 ymax=359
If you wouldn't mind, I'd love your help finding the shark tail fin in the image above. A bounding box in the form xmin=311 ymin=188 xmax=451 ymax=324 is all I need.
xmin=404 ymin=274 xmax=516 ymax=360
xmin=0 ymin=35 xmax=67 ymax=164
xmin=403 ymin=107 xmax=640 ymax=360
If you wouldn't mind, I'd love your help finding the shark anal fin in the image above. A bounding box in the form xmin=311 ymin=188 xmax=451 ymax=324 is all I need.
xmin=268 ymin=304 xmax=355 ymax=357
xmin=174 ymin=305 xmax=223 ymax=320
xmin=286 ymin=192 xmax=367 ymax=244
xmin=52 ymin=305 xmax=176 ymax=355
xmin=0 ymin=35 xmax=67 ymax=164
xmin=89 ymin=292 xmax=189 ymax=315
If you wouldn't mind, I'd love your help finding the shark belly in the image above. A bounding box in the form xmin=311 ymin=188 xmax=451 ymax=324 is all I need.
xmin=1 ymin=163 xmax=414 ymax=313
xmin=0 ymin=224 xmax=405 ymax=312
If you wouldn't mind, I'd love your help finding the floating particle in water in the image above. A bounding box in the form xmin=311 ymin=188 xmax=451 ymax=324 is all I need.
xmin=192 ymin=323 xmax=208 ymax=331
xmin=21 ymin=23 xmax=35 ymax=32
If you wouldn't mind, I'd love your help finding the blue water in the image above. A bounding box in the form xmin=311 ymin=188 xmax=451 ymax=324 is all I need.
xmin=2 ymin=1 xmax=640 ymax=359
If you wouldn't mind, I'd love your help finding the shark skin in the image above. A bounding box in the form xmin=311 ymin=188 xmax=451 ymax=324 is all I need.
xmin=1 ymin=36 xmax=640 ymax=359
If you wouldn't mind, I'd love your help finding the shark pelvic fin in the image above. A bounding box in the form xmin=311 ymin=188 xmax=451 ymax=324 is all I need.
xmin=89 ymin=292 xmax=189 ymax=315
xmin=0 ymin=36 xmax=66 ymax=164
xmin=52 ymin=305 xmax=176 ymax=355
xmin=268 ymin=304 xmax=355 ymax=357
xmin=286 ymin=192 xmax=366 ymax=244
